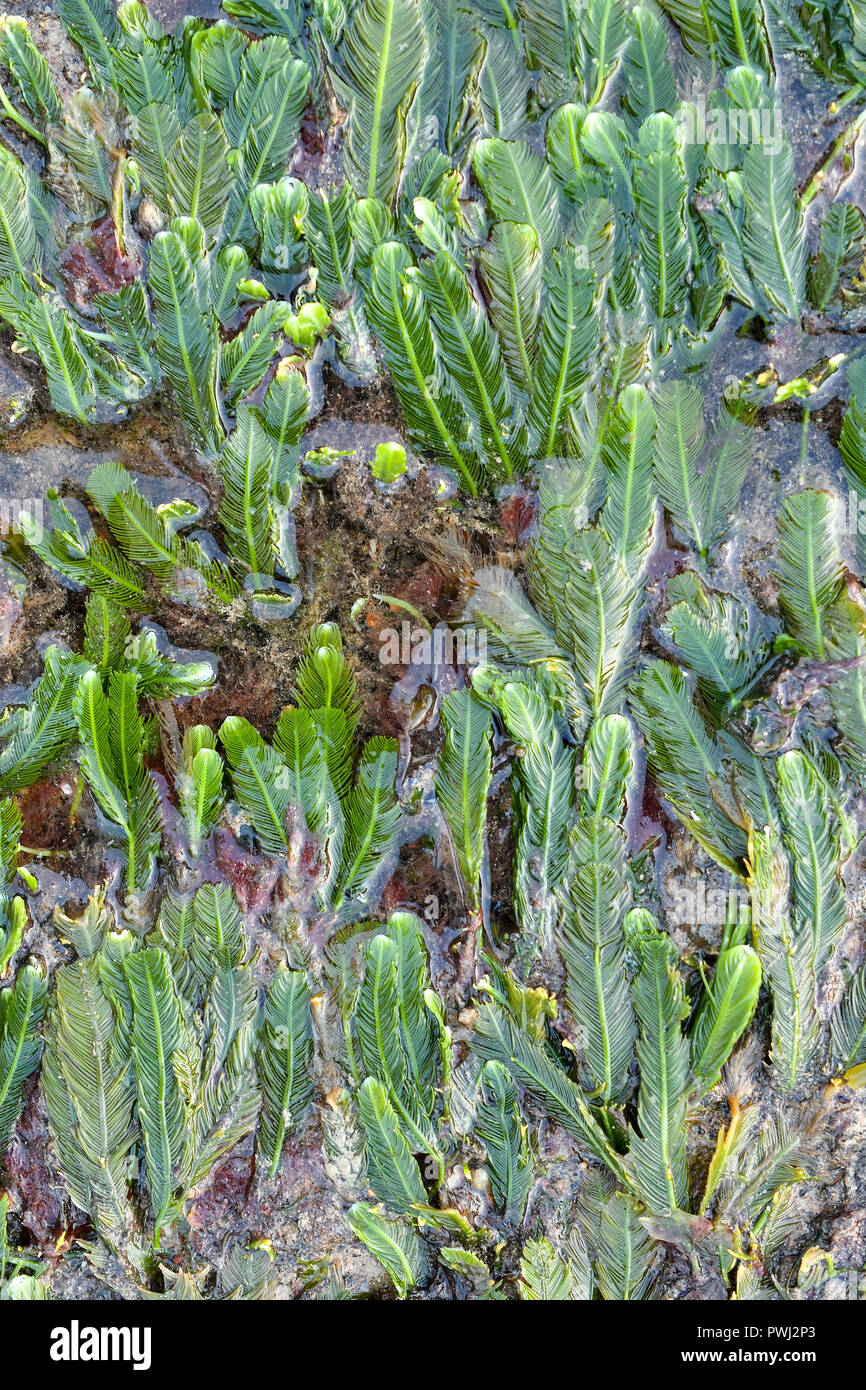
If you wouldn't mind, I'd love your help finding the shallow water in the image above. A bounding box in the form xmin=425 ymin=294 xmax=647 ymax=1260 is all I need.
xmin=2 ymin=0 xmax=866 ymax=1305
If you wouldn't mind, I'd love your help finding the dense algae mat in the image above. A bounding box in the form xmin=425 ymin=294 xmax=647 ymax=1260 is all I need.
xmin=1 ymin=0 xmax=866 ymax=1301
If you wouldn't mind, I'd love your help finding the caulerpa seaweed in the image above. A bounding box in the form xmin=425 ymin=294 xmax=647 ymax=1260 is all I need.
xmin=0 ymin=0 xmax=864 ymax=1305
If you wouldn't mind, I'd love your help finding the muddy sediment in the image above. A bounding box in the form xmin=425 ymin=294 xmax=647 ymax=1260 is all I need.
xmin=1 ymin=0 xmax=866 ymax=1304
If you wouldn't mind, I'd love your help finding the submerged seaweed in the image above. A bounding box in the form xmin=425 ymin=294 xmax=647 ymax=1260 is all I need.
xmin=0 ymin=0 xmax=864 ymax=1303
